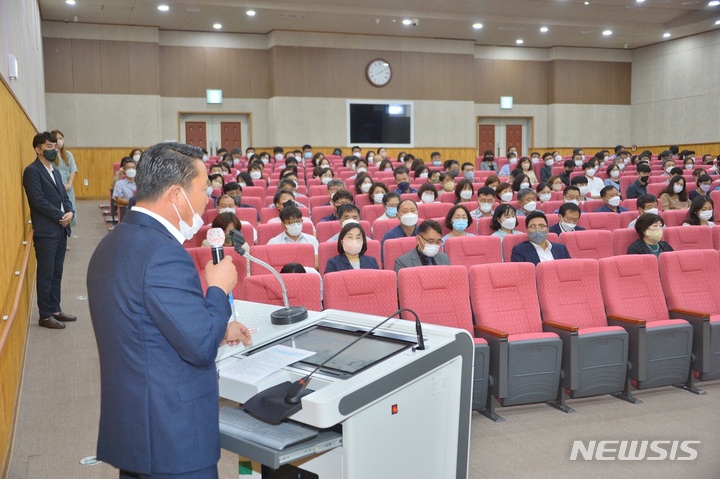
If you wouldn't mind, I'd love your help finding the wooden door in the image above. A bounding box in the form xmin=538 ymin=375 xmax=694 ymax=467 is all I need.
xmin=478 ymin=125 xmax=495 ymax=155
xmin=221 ymin=122 xmax=242 ymax=152
xmin=185 ymin=122 xmax=207 ymax=149
xmin=506 ymin=125 xmax=522 ymax=156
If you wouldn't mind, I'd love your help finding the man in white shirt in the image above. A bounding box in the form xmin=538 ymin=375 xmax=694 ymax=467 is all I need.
xmin=267 ymin=206 xmax=319 ymax=268
xmin=583 ymin=161 xmax=605 ymax=199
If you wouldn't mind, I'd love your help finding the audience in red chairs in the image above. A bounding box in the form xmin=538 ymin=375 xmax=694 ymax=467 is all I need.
xmin=626 ymin=194 xmax=658 ymax=228
xmin=511 ymin=211 xmax=571 ymax=265
xmin=381 ymin=199 xmax=419 ymax=247
xmin=683 ymin=196 xmax=715 ymax=227
xmin=470 ymin=186 xmax=495 ymax=219
xmin=267 ymin=207 xmax=319 ymax=258
xmin=490 ymin=204 xmax=521 ymax=239
xmin=595 ymin=185 xmax=629 ymax=213
xmin=549 ymin=202 xmax=584 ymax=235
xmin=660 ymin=175 xmax=690 ymax=211
xmin=442 ymin=205 xmax=474 ymax=243
xmin=325 ymin=205 xmax=362 ymax=242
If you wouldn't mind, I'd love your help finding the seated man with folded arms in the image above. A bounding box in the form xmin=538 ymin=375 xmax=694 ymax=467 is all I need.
xmin=394 ymin=220 xmax=451 ymax=272
xmin=595 ymin=185 xmax=629 ymax=213
xmin=549 ymin=202 xmax=585 ymax=235
xmin=511 ymin=211 xmax=571 ymax=265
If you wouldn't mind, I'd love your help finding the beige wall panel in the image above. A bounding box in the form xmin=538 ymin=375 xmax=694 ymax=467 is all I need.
xmin=550 ymin=60 xmax=630 ymax=105
xmin=100 ymin=40 xmax=130 ymax=95
xmin=158 ymin=45 xmax=183 ymax=97
xmin=128 ymin=42 xmax=159 ymax=95
xmin=71 ymin=39 xmax=102 ymax=94
xmin=43 ymin=38 xmax=74 ymax=93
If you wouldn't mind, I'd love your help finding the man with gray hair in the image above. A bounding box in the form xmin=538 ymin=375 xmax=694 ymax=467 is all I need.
xmin=87 ymin=142 xmax=251 ymax=479
xmin=516 ymin=187 xmax=538 ymax=217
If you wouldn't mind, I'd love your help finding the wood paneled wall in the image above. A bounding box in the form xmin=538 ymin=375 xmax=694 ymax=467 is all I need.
xmin=548 ymin=60 xmax=631 ymax=105
xmin=44 ymin=38 xmax=159 ymax=94
xmin=0 ymin=77 xmax=37 ymax=477
xmin=43 ymin=37 xmax=630 ymax=106
xmin=72 ymin=148 xmax=134 ymax=199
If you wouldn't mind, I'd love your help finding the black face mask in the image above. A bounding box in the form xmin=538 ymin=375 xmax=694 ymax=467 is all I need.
xmin=640 ymin=176 xmax=649 ymax=184
xmin=233 ymin=196 xmax=242 ymax=207
xmin=282 ymin=199 xmax=295 ymax=209
xmin=485 ymin=156 xmax=494 ymax=162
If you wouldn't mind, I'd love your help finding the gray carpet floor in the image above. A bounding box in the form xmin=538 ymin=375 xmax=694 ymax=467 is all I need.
xmin=6 ymin=200 xmax=720 ymax=479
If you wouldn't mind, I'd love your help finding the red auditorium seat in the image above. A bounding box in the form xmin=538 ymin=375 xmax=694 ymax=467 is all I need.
xmin=243 ymin=273 xmax=322 ymax=311
xmin=557 ymin=230 xmax=613 ymax=259
xmin=662 ymin=225 xmax=714 ymax=251
xmin=256 ymin=222 xmax=314 ymax=245
xmin=324 ymin=269 xmax=398 ymax=316
xmin=248 ymin=244 xmax=315 ymax=275
xmin=577 ymin=212 xmax=620 ymax=231
xmin=502 ymin=232 xmax=559 ymax=263
xmin=187 ymin=247 xmax=247 ymax=299
xmin=444 ymin=235 xmax=502 ymax=269
xmin=661 ymin=209 xmax=689 ymax=227
xmin=383 ymin=237 xmax=418 ymax=271
xmin=315 ymin=220 xmax=372 ymax=243
xmin=610 ymin=227 xmax=639 ymax=255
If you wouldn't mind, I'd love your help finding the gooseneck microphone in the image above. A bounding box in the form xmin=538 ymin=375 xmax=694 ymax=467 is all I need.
xmin=228 ymin=229 xmax=308 ymax=325
xmin=242 ymin=307 xmax=425 ymax=424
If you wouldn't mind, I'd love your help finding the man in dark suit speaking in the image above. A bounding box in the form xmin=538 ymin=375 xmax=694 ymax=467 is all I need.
xmin=87 ymin=142 xmax=252 ymax=479
xmin=23 ymin=132 xmax=75 ymax=329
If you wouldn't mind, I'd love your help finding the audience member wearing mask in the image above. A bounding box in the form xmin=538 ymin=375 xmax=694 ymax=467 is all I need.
xmin=325 ymin=205 xmax=363 ymax=242
xmin=369 ymin=182 xmax=389 ymax=205
xmin=418 ymin=183 xmax=440 ymax=204
xmin=625 ymin=163 xmax=652 ymax=199
xmin=268 ymin=206 xmax=319 ymax=268
xmin=515 ymin=188 xmax=538 ymax=217
xmin=325 ymin=223 xmax=379 ymax=273
xmin=480 ymin=150 xmax=498 ymax=171
xmin=536 ymin=182 xmax=552 ymax=204
xmin=113 ymin=158 xmax=138 ymax=221
xmin=490 ymin=204 xmax=520 ymax=240
xmin=442 ymin=205 xmax=475 ymax=243
xmin=683 ymin=196 xmax=715 ymax=227
xmin=496 ymin=182 xmax=514 ymax=204
xmin=201 ymin=212 xmax=250 ymax=254
xmin=689 ymin=174 xmax=713 ymax=201
xmin=627 ymin=214 xmax=673 ymax=256
xmin=604 ymin=163 xmax=622 ymax=192
xmin=471 ymin=187 xmax=496 ymax=219
xmin=461 ymin=162 xmax=475 ymax=182
xmin=511 ymin=211 xmax=571 ymax=265
xmin=454 ymin=180 xmax=474 ymax=204
xmin=381 ymin=199 xmax=420 ymax=249
xmin=540 ymin=153 xmax=554 ymax=183
xmin=222 ymin=182 xmax=261 ymax=221
xmin=549 ymin=202 xmax=585 ymax=235
xmin=394 ymin=220 xmax=451 ymax=272
xmin=376 ymin=192 xmax=401 ymax=222
xmin=627 ymin=194 xmax=658 ymax=229
xmin=659 ymin=176 xmax=690 ymax=211
xmin=320 ymin=190 xmax=354 ymax=222
xmin=595 ymin=186 xmax=629 ymax=213
xmin=393 ymin=167 xmax=417 ymax=195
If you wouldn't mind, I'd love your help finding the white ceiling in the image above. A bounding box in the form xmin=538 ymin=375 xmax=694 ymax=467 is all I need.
xmin=39 ymin=0 xmax=720 ymax=49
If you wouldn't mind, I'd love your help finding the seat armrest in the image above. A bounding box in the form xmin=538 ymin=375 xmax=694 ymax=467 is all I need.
xmin=668 ymin=308 xmax=710 ymax=320
xmin=607 ymin=315 xmax=646 ymax=326
xmin=474 ymin=325 xmax=508 ymax=338
xmin=543 ymin=320 xmax=578 ymax=332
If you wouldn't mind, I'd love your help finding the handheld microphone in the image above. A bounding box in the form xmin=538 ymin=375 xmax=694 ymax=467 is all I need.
xmin=207 ymin=227 xmax=226 ymax=264
xmin=242 ymin=308 xmax=425 ymax=424
xmin=228 ymin=229 xmax=308 ymax=325
xmin=207 ymin=227 xmax=236 ymax=319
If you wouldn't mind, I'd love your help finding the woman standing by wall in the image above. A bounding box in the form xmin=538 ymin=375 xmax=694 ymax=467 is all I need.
xmin=51 ymin=130 xmax=77 ymax=249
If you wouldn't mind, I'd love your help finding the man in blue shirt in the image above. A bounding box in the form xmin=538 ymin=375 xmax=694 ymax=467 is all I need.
xmin=625 ymin=163 xmax=651 ymax=199
xmin=381 ymin=200 xmax=419 ymax=246
xmin=393 ymin=167 xmax=417 ymax=195
xmin=595 ymin=185 xmax=629 ymax=213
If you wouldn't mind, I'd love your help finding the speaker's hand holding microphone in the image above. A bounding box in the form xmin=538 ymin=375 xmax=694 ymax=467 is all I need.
xmin=204 ymin=228 xmax=238 ymax=295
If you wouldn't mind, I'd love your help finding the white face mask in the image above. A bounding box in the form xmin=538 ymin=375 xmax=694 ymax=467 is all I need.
xmin=419 ymin=172 xmax=429 ymax=178
xmin=479 ymin=202 xmax=493 ymax=213
xmin=219 ymin=207 xmax=235 ymax=214
xmin=643 ymin=208 xmax=659 ymax=215
xmin=579 ymin=186 xmax=590 ymax=197
xmin=172 ymin=189 xmax=204 ymax=241
xmin=586 ymin=168 xmax=596 ymax=177
xmin=400 ymin=213 xmax=419 ymax=227
xmin=421 ymin=193 xmax=436 ymax=203
xmin=132 ymin=154 xmax=141 ymax=162
xmin=560 ymin=221 xmax=577 ymax=231
xmin=275 ymin=153 xmax=283 ymax=161
xmin=500 ymin=217 xmax=516 ymax=230
xmin=321 ymin=177 xmax=332 ymax=185
xmin=531 ymin=157 xmax=540 ymax=164
xmin=509 ymin=158 xmax=518 ymax=165
xmin=610 ymin=170 xmax=620 ymax=179
xmin=618 ymin=163 xmax=625 ymax=171
xmin=353 ymin=152 xmax=362 ymax=158
xmin=236 ymin=158 xmax=243 ymax=165
xmin=520 ymin=182 xmax=530 ymax=189
xmin=285 ymin=223 xmax=303 ymax=237
xmin=565 ymin=199 xmax=580 ymax=206
xmin=673 ymin=184 xmax=684 ymax=194
xmin=554 ymin=155 xmax=562 ymax=162
xmin=205 ymin=186 xmax=213 ymax=197
xmin=202 ymin=154 xmax=209 ymax=162
xmin=666 ymin=166 xmax=674 ymax=174
xmin=367 ymin=156 xmax=375 ymax=163
xmin=421 ymin=243 xmax=441 ymax=258
xmin=341 ymin=219 xmax=359 ymax=228
xmin=356 ymin=167 xmax=367 ymax=173
xmin=500 ymin=192 xmax=513 ymax=202
xmin=361 ymin=182 xmax=372 ymax=193
xmin=575 ymin=160 xmax=583 ymax=167
xmin=551 ymin=183 xmax=563 ymax=191
xmin=545 ymin=159 xmax=554 ymax=167
xmin=373 ymin=193 xmax=385 ymax=204
xmin=538 ymin=193 xmax=552 ymax=202
xmin=523 ymin=201 xmax=537 ymax=212
xmin=699 ymin=210 xmax=713 ymax=221
xmin=581 ymin=155 xmax=586 ymax=162
xmin=460 ymin=190 xmax=473 ymax=200
xmin=608 ymin=196 xmax=621 ymax=207
xmin=250 ymin=171 xmax=261 ymax=180
xmin=125 ymin=168 xmax=136 ymax=178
